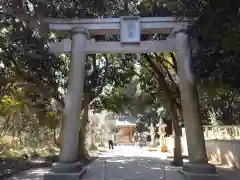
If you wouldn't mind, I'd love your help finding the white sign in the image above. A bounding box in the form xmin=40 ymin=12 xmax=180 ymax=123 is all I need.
xmin=120 ymin=16 xmax=140 ymax=44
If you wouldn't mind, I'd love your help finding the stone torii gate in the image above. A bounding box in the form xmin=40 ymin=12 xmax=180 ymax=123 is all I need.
xmin=44 ymin=16 xmax=218 ymax=180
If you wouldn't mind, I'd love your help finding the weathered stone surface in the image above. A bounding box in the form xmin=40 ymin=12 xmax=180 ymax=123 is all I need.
xmin=50 ymin=162 xmax=84 ymax=173
xmin=175 ymin=30 xmax=209 ymax=164
xmin=44 ymin=166 xmax=86 ymax=180
xmin=182 ymin=163 xmax=217 ymax=174
xmin=59 ymin=27 xmax=88 ymax=163
xmin=180 ymin=171 xmax=220 ymax=180
xmin=181 ymin=163 xmax=220 ymax=180
xmin=206 ymin=139 xmax=240 ymax=169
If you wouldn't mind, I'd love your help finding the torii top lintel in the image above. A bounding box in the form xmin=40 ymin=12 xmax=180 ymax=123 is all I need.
xmin=44 ymin=16 xmax=190 ymax=35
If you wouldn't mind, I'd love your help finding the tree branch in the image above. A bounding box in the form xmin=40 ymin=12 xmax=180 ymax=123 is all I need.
xmin=169 ymin=52 xmax=178 ymax=74
xmin=12 ymin=62 xmax=64 ymax=111
xmin=143 ymin=54 xmax=182 ymax=112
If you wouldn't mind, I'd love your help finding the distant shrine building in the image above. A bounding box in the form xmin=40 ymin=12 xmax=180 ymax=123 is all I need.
xmin=116 ymin=116 xmax=136 ymax=144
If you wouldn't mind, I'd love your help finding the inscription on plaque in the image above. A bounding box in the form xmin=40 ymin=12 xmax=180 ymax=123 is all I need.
xmin=120 ymin=16 xmax=140 ymax=44
xmin=127 ymin=21 xmax=135 ymax=38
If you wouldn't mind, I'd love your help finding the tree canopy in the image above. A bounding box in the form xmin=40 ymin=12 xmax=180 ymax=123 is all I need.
xmin=1 ymin=0 xmax=240 ymax=161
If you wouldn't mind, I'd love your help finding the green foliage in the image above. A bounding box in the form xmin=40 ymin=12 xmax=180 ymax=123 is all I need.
xmin=0 ymin=0 xmax=146 ymax=156
xmin=163 ymin=0 xmax=240 ymax=88
xmin=1 ymin=0 xmax=240 ymax=159
xmin=0 ymin=144 xmax=59 ymax=158
xmin=1 ymin=96 xmax=22 ymax=106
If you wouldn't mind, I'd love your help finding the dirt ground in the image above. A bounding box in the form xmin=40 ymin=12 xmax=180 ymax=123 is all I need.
xmin=0 ymin=155 xmax=97 ymax=179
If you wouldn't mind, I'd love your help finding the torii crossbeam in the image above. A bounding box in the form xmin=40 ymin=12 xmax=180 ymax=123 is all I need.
xmin=43 ymin=16 xmax=217 ymax=180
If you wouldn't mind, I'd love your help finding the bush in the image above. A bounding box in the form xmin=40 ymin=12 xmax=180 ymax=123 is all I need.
xmin=0 ymin=143 xmax=59 ymax=158
xmin=89 ymin=143 xmax=98 ymax=151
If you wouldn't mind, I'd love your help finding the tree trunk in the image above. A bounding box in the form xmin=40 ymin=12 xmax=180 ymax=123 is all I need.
xmin=78 ymin=93 xmax=89 ymax=159
xmin=56 ymin=113 xmax=63 ymax=147
xmin=53 ymin=128 xmax=60 ymax=147
xmin=169 ymin=101 xmax=183 ymax=166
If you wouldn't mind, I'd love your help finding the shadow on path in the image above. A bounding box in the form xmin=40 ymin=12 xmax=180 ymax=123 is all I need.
xmin=82 ymin=154 xmax=184 ymax=180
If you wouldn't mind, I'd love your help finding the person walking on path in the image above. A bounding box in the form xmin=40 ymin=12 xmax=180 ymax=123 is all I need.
xmin=108 ymin=139 xmax=114 ymax=150
xmin=134 ymin=133 xmax=139 ymax=146
xmin=146 ymin=134 xmax=151 ymax=148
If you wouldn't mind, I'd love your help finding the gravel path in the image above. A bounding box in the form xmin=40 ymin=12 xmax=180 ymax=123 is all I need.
xmin=81 ymin=146 xmax=185 ymax=180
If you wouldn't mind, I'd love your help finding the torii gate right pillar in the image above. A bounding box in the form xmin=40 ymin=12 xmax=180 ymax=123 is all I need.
xmin=175 ymin=29 xmax=219 ymax=179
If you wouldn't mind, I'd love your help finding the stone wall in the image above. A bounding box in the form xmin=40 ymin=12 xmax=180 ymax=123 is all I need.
xmin=205 ymin=140 xmax=240 ymax=168
xmin=166 ymin=137 xmax=240 ymax=168
xmin=165 ymin=137 xmax=188 ymax=155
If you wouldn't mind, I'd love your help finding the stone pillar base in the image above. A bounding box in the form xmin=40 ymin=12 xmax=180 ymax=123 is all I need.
xmin=44 ymin=162 xmax=87 ymax=180
xmin=180 ymin=163 xmax=220 ymax=180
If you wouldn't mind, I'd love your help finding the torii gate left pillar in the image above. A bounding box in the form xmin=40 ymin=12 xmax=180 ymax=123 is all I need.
xmin=60 ymin=27 xmax=89 ymax=162
xmin=44 ymin=27 xmax=89 ymax=179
